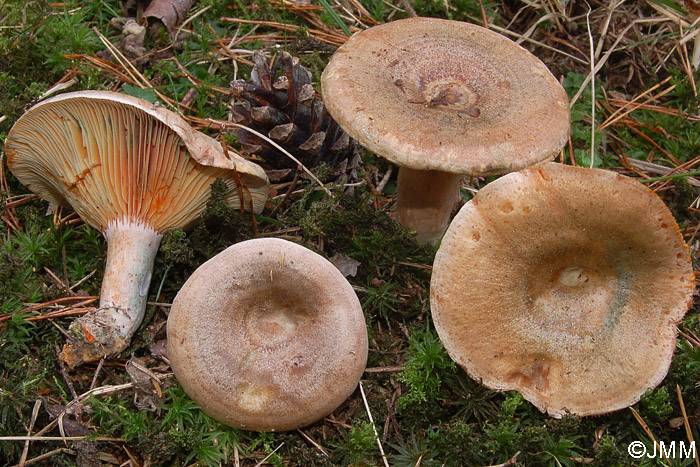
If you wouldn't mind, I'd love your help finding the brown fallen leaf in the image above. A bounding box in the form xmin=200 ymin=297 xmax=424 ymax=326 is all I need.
xmin=144 ymin=0 xmax=195 ymax=33
xmin=126 ymin=358 xmax=165 ymax=412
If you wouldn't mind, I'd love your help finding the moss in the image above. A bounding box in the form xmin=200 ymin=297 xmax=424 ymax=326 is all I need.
xmin=159 ymin=229 xmax=196 ymax=267
xmin=640 ymin=386 xmax=674 ymax=423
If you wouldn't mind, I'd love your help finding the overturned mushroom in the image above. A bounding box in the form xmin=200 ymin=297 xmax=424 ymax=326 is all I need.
xmin=322 ymin=17 xmax=570 ymax=243
xmin=167 ymin=238 xmax=368 ymax=431
xmin=5 ymin=90 xmax=270 ymax=368
xmin=430 ymin=162 xmax=695 ymax=417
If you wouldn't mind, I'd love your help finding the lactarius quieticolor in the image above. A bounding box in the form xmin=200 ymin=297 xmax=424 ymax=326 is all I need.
xmin=322 ymin=17 xmax=570 ymax=243
xmin=167 ymin=238 xmax=368 ymax=431
xmin=430 ymin=162 xmax=695 ymax=417
xmin=5 ymin=90 xmax=270 ymax=368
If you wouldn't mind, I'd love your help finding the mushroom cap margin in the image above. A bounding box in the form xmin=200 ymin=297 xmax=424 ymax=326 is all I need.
xmin=430 ymin=162 xmax=695 ymax=417
xmin=321 ymin=17 xmax=570 ymax=176
xmin=167 ymin=237 xmax=369 ymax=431
xmin=5 ymin=90 xmax=269 ymax=231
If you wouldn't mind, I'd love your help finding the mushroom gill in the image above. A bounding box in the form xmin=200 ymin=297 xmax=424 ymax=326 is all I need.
xmin=5 ymin=90 xmax=270 ymax=367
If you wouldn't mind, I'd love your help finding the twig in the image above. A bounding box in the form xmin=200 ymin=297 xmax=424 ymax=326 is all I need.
xmin=359 ymin=381 xmax=390 ymax=467
xmin=269 ymin=168 xmax=301 ymax=218
xmin=11 ymin=296 xmax=99 ymax=316
xmin=89 ymin=357 xmax=105 ymax=391
xmin=55 ymin=344 xmax=78 ymax=400
xmin=679 ymin=328 xmax=700 ymax=348
xmin=0 ymin=297 xmax=98 ymax=326
xmin=489 ymin=22 xmax=587 ymax=65
xmin=48 ymin=320 xmax=72 ymax=340
xmin=594 ymin=0 xmax=623 ymax=61
xmin=477 ymin=0 xmax=488 ymax=27
xmin=44 ymin=267 xmax=69 ymax=293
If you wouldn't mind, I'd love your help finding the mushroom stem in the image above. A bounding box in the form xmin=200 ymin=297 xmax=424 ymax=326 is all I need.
xmin=396 ymin=167 xmax=463 ymax=244
xmin=61 ymin=220 xmax=162 ymax=368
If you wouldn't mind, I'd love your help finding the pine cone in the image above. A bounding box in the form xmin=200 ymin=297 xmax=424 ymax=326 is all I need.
xmin=230 ymin=51 xmax=359 ymax=182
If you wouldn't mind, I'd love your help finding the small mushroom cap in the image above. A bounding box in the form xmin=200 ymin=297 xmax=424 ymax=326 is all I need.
xmin=321 ymin=17 xmax=570 ymax=176
xmin=167 ymin=238 xmax=368 ymax=431
xmin=430 ymin=162 xmax=695 ymax=417
xmin=5 ymin=90 xmax=269 ymax=231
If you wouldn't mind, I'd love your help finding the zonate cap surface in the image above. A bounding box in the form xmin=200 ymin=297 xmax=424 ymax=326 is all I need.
xmin=167 ymin=238 xmax=369 ymax=431
xmin=430 ymin=162 xmax=695 ymax=416
xmin=321 ymin=17 xmax=570 ymax=176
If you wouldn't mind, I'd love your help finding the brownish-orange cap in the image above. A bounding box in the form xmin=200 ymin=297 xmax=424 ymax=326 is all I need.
xmin=167 ymin=238 xmax=368 ymax=431
xmin=321 ymin=17 xmax=570 ymax=176
xmin=5 ymin=90 xmax=269 ymax=231
xmin=431 ymin=162 xmax=695 ymax=417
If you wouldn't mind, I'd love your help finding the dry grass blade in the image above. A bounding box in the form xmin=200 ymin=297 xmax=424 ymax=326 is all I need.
xmin=253 ymin=442 xmax=285 ymax=467
xmin=623 ymin=158 xmax=700 ymax=187
xmin=0 ymin=436 xmax=125 ymax=442
xmin=11 ymin=372 xmax=176 ymax=452
xmin=359 ymin=381 xmax=390 ymax=467
xmin=18 ymin=400 xmax=42 ymax=467
xmin=479 ymin=452 xmax=521 ymax=467
xmin=676 ymin=23 xmax=698 ymax=95
xmin=92 ymin=27 xmax=176 ymax=110
xmin=567 ymin=14 xmax=674 ymax=107
xmin=488 ymin=22 xmax=587 ymax=64
xmin=297 ymin=429 xmax=329 ymax=457
xmin=585 ymin=4 xmax=596 ymax=168
xmin=227 ymin=122 xmax=332 ymax=196
xmin=9 ymin=448 xmax=68 ymax=467
xmin=38 ymin=77 xmax=78 ymax=101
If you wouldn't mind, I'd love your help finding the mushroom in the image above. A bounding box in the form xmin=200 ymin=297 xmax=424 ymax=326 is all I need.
xmin=167 ymin=238 xmax=368 ymax=431
xmin=5 ymin=90 xmax=270 ymax=368
xmin=321 ymin=17 xmax=570 ymax=243
xmin=430 ymin=162 xmax=695 ymax=417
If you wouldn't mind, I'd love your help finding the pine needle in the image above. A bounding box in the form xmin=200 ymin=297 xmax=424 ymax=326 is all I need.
xmin=317 ymin=0 xmax=352 ymax=36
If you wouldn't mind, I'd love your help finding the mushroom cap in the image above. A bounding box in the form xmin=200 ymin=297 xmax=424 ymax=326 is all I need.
xmin=430 ymin=162 xmax=695 ymax=417
xmin=5 ymin=90 xmax=269 ymax=232
xmin=321 ymin=17 xmax=570 ymax=176
xmin=167 ymin=238 xmax=368 ymax=431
